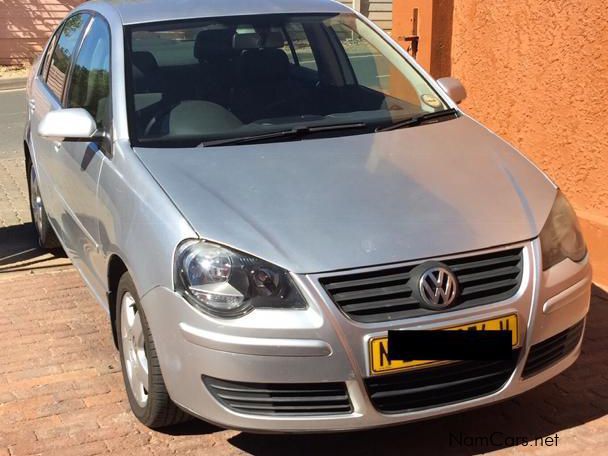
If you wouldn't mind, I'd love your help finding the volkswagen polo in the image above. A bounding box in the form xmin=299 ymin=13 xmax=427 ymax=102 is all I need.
xmin=24 ymin=0 xmax=591 ymax=431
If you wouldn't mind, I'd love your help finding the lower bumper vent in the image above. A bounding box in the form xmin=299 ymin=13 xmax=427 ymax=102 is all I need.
xmin=203 ymin=377 xmax=352 ymax=416
xmin=365 ymin=354 xmax=519 ymax=413
xmin=522 ymin=319 xmax=585 ymax=378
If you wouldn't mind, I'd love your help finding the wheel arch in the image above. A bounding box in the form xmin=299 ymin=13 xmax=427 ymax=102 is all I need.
xmin=24 ymin=141 xmax=32 ymax=166
xmin=107 ymin=253 xmax=129 ymax=348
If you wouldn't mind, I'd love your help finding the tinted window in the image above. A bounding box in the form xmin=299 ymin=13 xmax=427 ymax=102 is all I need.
xmin=40 ymin=30 xmax=60 ymax=80
xmin=126 ymin=13 xmax=448 ymax=148
xmin=67 ymin=17 xmax=111 ymax=129
xmin=284 ymin=23 xmax=318 ymax=72
xmin=329 ymin=21 xmax=389 ymax=92
xmin=46 ymin=14 xmax=90 ymax=100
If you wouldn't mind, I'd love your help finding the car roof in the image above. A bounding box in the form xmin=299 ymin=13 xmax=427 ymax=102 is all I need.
xmin=81 ymin=0 xmax=351 ymax=25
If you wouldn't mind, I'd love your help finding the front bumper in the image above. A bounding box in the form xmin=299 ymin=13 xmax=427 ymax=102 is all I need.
xmin=140 ymin=240 xmax=591 ymax=432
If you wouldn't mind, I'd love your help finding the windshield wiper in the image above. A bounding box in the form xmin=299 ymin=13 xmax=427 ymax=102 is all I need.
xmin=201 ymin=122 xmax=368 ymax=147
xmin=375 ymin=108 xmax=459 ymax=132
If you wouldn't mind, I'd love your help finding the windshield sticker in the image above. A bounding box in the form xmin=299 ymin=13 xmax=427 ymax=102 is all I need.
xmin=421 ymin=94 xmax=442 ymax=108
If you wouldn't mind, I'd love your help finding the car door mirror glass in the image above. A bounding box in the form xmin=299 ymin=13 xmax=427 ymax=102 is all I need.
xmin=436 ymin=77 xmax=467 ymax=104
xmin=38 ymin=108 xmax=98 ymax=140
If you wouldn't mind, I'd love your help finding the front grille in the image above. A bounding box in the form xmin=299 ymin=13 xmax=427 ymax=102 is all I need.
xmin=365 ymin=353 xmax=519 ymax=413
xmin=320 ymin=247 xmax=524 ymax=323
xmin=203 ymin=377 xmax=352 ymax=416
xmin=522 ymin=319 xmax=585 ymax=378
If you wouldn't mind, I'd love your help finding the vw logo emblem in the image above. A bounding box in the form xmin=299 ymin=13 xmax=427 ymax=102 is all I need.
xmin=417 ymin=264 xmax=459 ymax=310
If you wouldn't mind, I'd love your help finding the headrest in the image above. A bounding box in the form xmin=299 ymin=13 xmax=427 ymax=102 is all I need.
xmin=237 ymin=48 xmax=289 ymax=84
xmin=264 ymin=31 xmax=285 ymax=48
xmin=132 ymin=51 xmax=162 ymax=93
xmin=194 ymin=28 xmax=235 ymax=61
xmin=132 ymin=51 xmax=158 ymax=73
xmin=233 ymin=32 xmax=262 ymax=50
xmin=232 ymin=32 xmax=285 ymax=50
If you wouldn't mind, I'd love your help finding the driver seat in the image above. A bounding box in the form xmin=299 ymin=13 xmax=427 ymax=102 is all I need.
xmin=230 ymin=32 xmax=292 ymax=122
xmin=193 ymin=28 xmax=236 ymax=107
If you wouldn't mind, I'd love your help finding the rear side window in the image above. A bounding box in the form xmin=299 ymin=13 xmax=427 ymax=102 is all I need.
xmin=46 ymin=14 xmax=90 ymax=100
xmin=40 ymin=30 xmax=60 ymax=80
xmin=67 ymin=17 xmax=111 ymax=129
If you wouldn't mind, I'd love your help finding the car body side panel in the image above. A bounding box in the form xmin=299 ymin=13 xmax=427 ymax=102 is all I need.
xmin=51 ymin=15 xmax=114 ymax=303
xmin=97 ymin=139 xmax=197 ymax=299
xmin=28 ymin=80 xmax=110 ymax=305
xmin=57 ymin=141 xmax=108 ymax=302
xmin=29 ymin=77 xmax=64 ymax=229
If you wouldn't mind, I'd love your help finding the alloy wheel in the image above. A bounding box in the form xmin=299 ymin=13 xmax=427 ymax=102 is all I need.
xmin=29 ymin=166 xmax=44 ymax=235
xmin=121 ymin=292 xmax=149 ymax=407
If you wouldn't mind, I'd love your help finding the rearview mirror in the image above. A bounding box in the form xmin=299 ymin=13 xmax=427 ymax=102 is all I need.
xmin=436 ymin=77 xmax=467 ymax=104
xmin=38 ymin=108 xmax=98 ymax=141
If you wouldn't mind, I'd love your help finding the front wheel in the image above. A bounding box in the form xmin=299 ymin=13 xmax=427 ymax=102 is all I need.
xmin=116 ymin=271 xmax=191 ymax=428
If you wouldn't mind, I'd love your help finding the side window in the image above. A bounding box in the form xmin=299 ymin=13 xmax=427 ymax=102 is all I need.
xmin=40 ymin=29 xmax=60 ymax=80
xmin=328 ymin=21 xmax=393 ymax=93
xmin=67 ymin=17 xmax=111 ymax=130
xmin=46 ymin=14 xmax=90 ymax=100
xmin=284 ymin=23 xmax=318 ymax=72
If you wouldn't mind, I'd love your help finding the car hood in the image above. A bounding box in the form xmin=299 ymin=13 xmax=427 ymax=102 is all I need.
xmin=134 ymin=115 xmax=556 ymax=273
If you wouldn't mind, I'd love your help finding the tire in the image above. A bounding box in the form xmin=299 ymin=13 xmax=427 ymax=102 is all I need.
xmin=116 ymin=271 xmax=191 ymax=428
xmin=26 ymin=158 xmax=60 ymax=249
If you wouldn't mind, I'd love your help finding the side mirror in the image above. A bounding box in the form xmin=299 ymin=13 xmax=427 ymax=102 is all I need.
xmin=38 ymin=108 xmax=98 ymax=141
xmin=436 ymin=77 xmax=467 ymax=104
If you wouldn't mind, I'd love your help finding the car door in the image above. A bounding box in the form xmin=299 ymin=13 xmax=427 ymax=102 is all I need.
xmin=56 ymin=15 xmax=113 ymax=302
xmin=29 ymin=13 xmax=91 ymax=238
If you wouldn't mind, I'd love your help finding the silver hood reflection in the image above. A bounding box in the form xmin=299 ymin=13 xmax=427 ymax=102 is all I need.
xmin=135 ymin=115 xmax=556 ymax=273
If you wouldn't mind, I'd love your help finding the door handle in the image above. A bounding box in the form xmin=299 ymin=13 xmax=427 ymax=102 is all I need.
xmin=28 ymin=99 xmax=36 ymax=113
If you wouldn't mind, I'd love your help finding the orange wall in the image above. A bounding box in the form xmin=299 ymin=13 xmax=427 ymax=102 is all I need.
xmin=0 ymin=0 xmax=82 ymax=65
xmin=394 ymin=0 xmax=454 ymax=77
xmin=449 ymin=0 xmax=608 ymax=286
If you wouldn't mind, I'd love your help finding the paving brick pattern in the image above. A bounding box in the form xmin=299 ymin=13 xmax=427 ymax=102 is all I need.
xmin=0 ymin=157 xmax=71 ymax=275
xmin=0 ymin=158 xmax=29 ymax=228
xmin=0 ymin=268 xmax=607 ymax=455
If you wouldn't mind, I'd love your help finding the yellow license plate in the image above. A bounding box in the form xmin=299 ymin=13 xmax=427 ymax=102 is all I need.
xmin=369 ymin=314 xmax=519 ymax=375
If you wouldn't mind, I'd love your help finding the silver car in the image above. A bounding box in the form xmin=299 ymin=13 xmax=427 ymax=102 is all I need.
xmin=24 ymin=0 xmax=591 ymax=432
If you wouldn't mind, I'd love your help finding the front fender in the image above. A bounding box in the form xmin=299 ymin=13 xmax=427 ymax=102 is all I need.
xmin=97 ymin=139 xmax=197 ymax=297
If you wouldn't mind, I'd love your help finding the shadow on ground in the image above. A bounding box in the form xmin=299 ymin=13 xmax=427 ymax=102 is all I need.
xmin=0 ymin=222 xmax=67 ymax=274
xmin=166 ymin=286 xmax=608 ymax=455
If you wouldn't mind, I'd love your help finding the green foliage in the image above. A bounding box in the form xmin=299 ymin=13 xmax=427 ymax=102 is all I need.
xmin=68 ymin=64 xmax=110 ymax=126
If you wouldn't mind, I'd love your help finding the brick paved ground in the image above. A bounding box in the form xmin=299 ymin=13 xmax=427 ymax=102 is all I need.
xmin=0 ymin=158 xmax=29 ymax=227
xmin=0 ymin=157 xmax=71 ymax=275
xmin=1 ymin=91 xmax=607 ymax=456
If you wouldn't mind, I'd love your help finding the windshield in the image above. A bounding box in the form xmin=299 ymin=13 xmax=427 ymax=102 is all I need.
xmin=125 ymin=13 xmax=451 ymax=147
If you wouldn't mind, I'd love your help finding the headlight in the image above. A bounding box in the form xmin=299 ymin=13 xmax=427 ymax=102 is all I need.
xmin=175 ymin=240 xmax=306 ymax=317
xmin=539 ymin=190 xmax=586 ymax=270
